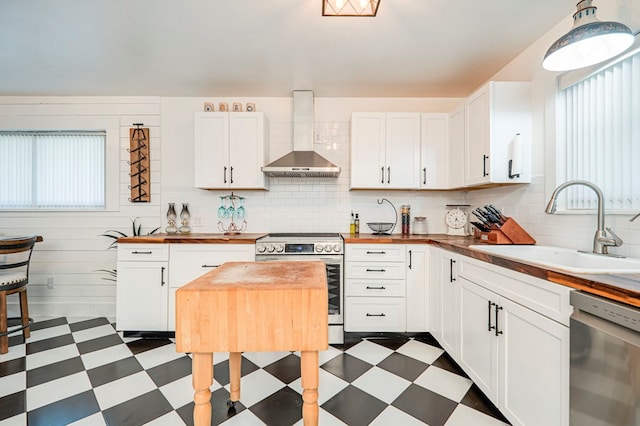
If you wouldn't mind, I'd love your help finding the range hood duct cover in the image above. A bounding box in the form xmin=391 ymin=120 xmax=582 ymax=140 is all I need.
xmin=262 ymin=90 xmax=341 ymax=178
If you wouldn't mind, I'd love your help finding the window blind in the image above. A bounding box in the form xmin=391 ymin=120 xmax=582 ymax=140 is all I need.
xmin=0 ymin=131 xmax=106 ymax=209
xmin=558 ymin=48 xmax=640 ymax=211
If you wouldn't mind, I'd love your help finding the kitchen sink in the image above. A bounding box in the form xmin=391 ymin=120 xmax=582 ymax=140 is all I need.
xmin=468 ymin=245 xmax=640 ymax=274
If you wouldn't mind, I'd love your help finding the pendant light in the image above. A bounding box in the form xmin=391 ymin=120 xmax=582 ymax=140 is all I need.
xmin=322 ymin=0 xmax=380 ymax=16
xmin=543 ymin=0 xmax=634 ymax=71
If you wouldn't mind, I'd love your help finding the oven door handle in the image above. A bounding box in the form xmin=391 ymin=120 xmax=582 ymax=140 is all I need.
xmin=256 ymin=256 xmax=342 ymax=264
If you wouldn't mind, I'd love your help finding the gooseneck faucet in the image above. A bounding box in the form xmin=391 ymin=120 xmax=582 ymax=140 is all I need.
xmin=545 ymin=180 xmax=623 ymax=255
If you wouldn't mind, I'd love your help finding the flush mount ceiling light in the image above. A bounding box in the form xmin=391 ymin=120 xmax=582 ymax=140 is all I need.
xmin=322 ymin=0 xmax=380 ymax=16
xmin=543 ymin=0 xmax=634 ymax=71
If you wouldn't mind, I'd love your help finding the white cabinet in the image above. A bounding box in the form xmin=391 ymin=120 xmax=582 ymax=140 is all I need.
xmin=448 ymin=103 xmax=465 ymax=188
xmin=464 ymin=81 xmax=532 ymax=186
xmin=438 ymin=249 xmax=461 ymax=357
xmin=116 ymin=242 xmax=255 ymax=333
xmin=459 ymin=275 xmax=569 ymax=426
xmin=420 ymin=113 xmax=450 ymax=189
xmin=167 ymin=244 xmax=255 ymax=330
xmin=194 ymin=112 xmax=268 ymax=189
xmin=350 ymin=113 xmax=421 ymax=189
xmin=345 ymin=244 xmax=429 ymax=333
xmin=116 ymin=244 xmax=169 ymax=332
xmin=406 ymin=245 xmax=429 ymax=331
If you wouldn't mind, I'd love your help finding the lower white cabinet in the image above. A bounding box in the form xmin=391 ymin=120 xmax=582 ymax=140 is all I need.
xmin=116 ymin=243 xmax=254 ymax=333
xmin=116 ymin=244 xmax=169 ymax=331
xmin=431 ymin=250 xmax=571 ymax=426
xmin=345 ymin=244 xmax=429 ymax=333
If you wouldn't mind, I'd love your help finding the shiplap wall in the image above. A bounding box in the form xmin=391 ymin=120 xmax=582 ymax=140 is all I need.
xmin=0 ymin=97 xmax=162 ymax=317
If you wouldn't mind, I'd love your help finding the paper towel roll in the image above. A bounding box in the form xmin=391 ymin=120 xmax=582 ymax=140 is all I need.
xmin=509 ymin=133 xmax=522 ymax=178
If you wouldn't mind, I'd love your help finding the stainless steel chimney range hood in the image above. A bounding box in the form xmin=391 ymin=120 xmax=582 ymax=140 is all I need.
xmin=261 ymin=90 xmax=341 ymax=178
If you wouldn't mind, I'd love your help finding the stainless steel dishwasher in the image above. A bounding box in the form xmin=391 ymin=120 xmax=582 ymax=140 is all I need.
xmin=570 ymin=291 xmax=640 ymax=425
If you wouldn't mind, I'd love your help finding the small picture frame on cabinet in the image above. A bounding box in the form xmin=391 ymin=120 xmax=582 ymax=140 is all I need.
xmin=246 ymin=103 xmax=255 ymax=112
xmin=203 ymin=102 xmax=214 ymax=112
xmin=232 ymin=102 xmax=242 ymax=112
xmin=219 ymin=102 xmax=228 ymax=112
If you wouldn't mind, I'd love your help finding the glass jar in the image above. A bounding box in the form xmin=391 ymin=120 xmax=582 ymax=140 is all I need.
xmin=401 ymin=205 xmax=411 ymax=235
xmin=413 ymin=216 xmax=428 ymax=235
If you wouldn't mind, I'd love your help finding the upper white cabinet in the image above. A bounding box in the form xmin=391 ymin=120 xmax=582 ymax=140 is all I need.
xmin=350 ymin=112 xmax=421 ymax=189
xmin=420 ymin=113 xmax=450 ymax=189
xmin=464 ymin=81 xmax=532 ymax=186
xmin=448 ymin=103 xmax=465 ymax=189
xmin=194 ymin=112 xmax=268 ymax=189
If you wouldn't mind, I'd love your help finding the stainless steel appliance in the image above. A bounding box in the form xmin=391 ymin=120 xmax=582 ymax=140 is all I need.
xmin=570 ymin=291 xmax=640 ymax=425
xmin=255 ymin=233 xmax=344 ymax=344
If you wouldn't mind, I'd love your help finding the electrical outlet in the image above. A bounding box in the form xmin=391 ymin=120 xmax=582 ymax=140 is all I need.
xmin=193 ymin=216 xmax=202 ymax=226
xmin=46 ymin=276 xmax=55 ymax=289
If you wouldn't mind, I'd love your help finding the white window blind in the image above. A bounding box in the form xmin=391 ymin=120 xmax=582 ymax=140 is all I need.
xmin=558 ymin=48 xmax=640 ymax=211
xmin=0 ymin=131 xmax=106 ymax=209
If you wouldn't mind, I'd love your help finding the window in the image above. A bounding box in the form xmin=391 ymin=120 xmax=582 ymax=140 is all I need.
xmin=556 ymin=46 xmax=640 ymax=212
xmin=0 ymin=131 xmax=106 ymax=209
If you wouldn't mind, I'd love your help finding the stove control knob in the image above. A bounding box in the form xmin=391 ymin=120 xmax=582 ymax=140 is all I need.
xmin=256 ymin=244 xmax=266 ymax=253
xmin=266 ymin=244 xmax=275 ymax=253
xmin=315 ymin=244 xmax=323 ymax=253
xmin=324 ymin=243 xmax=332 ymax=252
xmin=332 ymin=243 xmax=342 ymax=253
xmin=275 ymin=244 xmax=284 ymax=253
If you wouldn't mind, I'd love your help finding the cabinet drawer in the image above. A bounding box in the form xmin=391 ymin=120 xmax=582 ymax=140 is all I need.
xmin=169 ymin=244 xmax=254 ymax=288
xmin=346 ymin=262 xmax=406 ymax=280
xmin=345 ymin=297 xmax=406 ymax=332
xmin=346 ymin=279 xmax=405 ymax=297
xmin=346 ymin=244 xmax=405 ymax=262
xmin=118 ymin=244 xmax=169 ymax=262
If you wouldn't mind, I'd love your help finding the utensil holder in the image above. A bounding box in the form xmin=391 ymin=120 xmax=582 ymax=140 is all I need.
xmin=473 ymin=217 xmax=536 ymax=245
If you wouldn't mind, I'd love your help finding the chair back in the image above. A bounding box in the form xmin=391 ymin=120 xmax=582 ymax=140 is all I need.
xmin=0 ymin=236 xmax=39 ymax=290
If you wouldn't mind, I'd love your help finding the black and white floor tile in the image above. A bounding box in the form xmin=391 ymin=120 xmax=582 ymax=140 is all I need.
xmin=0 ymin=317 xmax=510 ymax=425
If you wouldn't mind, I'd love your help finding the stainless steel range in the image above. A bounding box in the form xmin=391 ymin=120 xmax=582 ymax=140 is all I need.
xmin=255 ymin=233 xmax=344 ymax=344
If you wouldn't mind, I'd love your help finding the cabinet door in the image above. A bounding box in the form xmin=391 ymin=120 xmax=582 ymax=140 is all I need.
xmin=429 ymin=248 xmax=443 ymax=341
xmin=459 ymin=277 xmax=499 ymax=401
xmin=440 ymin=252 xmax=460 ymax=357
xmin=420 ymin=114 xmax=449 ymax=189
xmin=228 ymin=113 xmax=267 ymax=189
xmin=194 ymin=112 xmax=229 ymax=188
xmin=406 ymin=245 xmax=429 ymax=332
xmin=385 ymin=113 xmax=421 ymax=189
xmin=350 ymin=113 xmax=386 ymax=188
xmin=116 ymin=261 xmax=168 ymax=331
xmin=499 ymin=297 xmax=569 ymax=426
xmin=449 ymin=103 xmax=465 ymax=188
xmin=465 ymin=86 xmax=490 ymax=186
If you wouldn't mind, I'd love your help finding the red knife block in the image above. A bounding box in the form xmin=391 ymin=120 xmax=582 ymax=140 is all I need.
xmin=473 ymin=217 xmax=536 ymax=245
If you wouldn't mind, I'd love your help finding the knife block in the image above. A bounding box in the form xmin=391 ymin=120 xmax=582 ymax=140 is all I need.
xmin=473 ymin=217 xmax=536 ymax=245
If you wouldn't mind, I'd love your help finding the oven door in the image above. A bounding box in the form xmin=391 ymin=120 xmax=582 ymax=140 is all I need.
xmin=256 ymin=254 xmax=343 ymax=325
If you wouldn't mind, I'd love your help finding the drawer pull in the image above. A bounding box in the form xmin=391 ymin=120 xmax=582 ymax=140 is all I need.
xmin=366 ymin=285 xmax=386 ymax=290
xmin=160 ymin=266 xmax=166 ymax=286
xmin=366 ymin=251 xmax=386 ymax=254
xmin=366 ymin=313 xmax=386 ymax=317
xmin=366 ymin=268 xmax=386 ymax=272
xmin=132 ymin=251 xmax=153 ymax=254
xmin=202 ymin=264 xmax=220 ymax=268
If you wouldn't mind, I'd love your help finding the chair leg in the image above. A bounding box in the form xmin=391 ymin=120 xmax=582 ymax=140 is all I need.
xmin=0 ymin=291 xmax=7 ymax=355
xmin=19 ymin=288 xmax=30 ymax=339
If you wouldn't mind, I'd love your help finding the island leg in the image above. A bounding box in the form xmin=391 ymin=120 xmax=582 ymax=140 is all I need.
xmin=192 ymin=352 xmax=213 ymax=426
xmin=228 ymin=351 xmax=242 ymax=407
xmin=301 ymin=350 xmax=319 ymax=426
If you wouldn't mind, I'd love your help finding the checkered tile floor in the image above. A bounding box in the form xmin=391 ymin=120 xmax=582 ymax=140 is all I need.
xmin=0 ymin=317 xmax=510 ymax=425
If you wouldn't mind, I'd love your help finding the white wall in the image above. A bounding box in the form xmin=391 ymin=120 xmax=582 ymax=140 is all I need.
xmin=467 ymin=1 xmax=640 ymax=258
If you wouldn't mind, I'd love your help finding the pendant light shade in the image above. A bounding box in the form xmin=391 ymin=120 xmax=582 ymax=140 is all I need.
xmin=543 ymin=0 xmax=634 ymax=71
xmin=322 ymin=0 xmax=380 ymax=16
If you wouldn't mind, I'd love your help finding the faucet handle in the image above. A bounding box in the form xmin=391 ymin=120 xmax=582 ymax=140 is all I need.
xmin=605 ymin=227 xmax=623 ymax=247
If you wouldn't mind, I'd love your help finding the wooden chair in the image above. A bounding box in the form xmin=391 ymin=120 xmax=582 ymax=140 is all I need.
xmin=0 ymin=236 xmax=39 ymax=354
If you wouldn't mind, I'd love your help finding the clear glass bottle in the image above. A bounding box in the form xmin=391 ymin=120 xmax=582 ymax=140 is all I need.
xmin=350 ymin=211 xmax=355 ymax=234
xmin=165 ymin=203 xmax=178 ymax=234
xmin=354 ymin=213 xmax=360 ymax=234
xmin=179 ymin=203 xmax=191 ymax=234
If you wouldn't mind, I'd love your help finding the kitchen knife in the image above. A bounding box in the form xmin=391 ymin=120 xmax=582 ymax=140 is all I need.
xmin=471 ymin=221 xmax=490 ymax=232
xmin=486 ymin=205 xmax=507 ymax=223
xmin=471 ymin=209 xmax=490 ymax=225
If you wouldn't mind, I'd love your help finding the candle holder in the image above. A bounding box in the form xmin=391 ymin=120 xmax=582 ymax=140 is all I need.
xmin=179 ymin=203 xmax=191 ymax=234
xmin=217 ymin=193 xmax=247 ymax=235
xmin=165 ymin=203 xmax=178 ymax=234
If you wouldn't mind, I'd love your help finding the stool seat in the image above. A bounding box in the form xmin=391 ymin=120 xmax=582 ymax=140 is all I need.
xmin=0 ymin=235 xmax=40 ymax=354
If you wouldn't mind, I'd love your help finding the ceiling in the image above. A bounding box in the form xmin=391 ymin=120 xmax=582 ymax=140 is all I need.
xmin=0 ymin=0 xmax=576 ymax=98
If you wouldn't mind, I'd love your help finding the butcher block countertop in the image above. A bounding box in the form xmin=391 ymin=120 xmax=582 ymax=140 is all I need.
xmin=343 ymin=233 xmax=640 ymax=308
xmin=117 ymin=233 xmax=266 ymax=244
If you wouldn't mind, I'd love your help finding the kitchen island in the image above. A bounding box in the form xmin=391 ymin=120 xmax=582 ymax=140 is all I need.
xmin=175 ymin=261 xmax=328 ymax=426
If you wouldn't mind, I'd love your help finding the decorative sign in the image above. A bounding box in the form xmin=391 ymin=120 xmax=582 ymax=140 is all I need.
xmin=129 ymin=124 xmax=150 ymax=203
